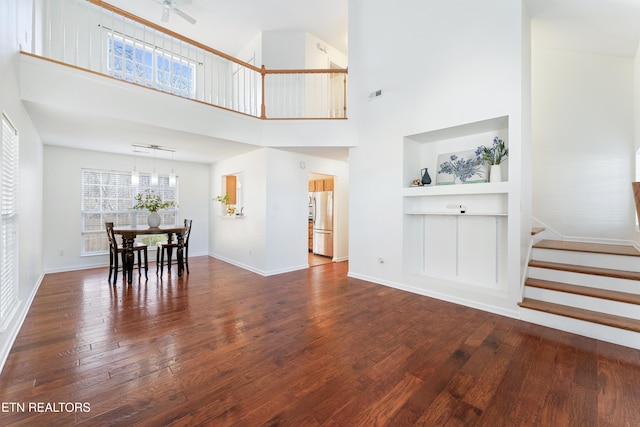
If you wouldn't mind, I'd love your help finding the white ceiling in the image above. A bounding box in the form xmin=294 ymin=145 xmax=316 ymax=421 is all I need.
xmin=527 ymin=0 xmax=640 ymax=57
xmin=30 ymin=0 xmax=640 ymax=165
xmin=104 ymin=0 xmax=349 ymax=57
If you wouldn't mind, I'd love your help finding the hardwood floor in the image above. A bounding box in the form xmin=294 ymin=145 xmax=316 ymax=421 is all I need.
xmin=1 ymin=257 xmax=639 ymax=426
xmin=308 ymin=252 xmax=332 ymax=267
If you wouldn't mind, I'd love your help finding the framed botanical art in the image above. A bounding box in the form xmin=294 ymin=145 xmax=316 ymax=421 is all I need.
xmin=436 ymin=149 xmax=488 ymax=185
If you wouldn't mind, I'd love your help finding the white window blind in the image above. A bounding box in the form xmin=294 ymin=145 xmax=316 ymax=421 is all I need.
xmin=81 ymin=169 xmax=178 ymax=255
xmin=0 ymin=113 xmax=20 ymax=331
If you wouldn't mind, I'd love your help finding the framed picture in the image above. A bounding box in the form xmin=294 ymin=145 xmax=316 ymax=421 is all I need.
xmin=436 ymin=149 xmax=487 ymax=185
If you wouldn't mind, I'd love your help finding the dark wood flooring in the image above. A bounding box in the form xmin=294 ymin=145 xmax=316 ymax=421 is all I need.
xmin=1 ymin=257 xmax=639 ymax=426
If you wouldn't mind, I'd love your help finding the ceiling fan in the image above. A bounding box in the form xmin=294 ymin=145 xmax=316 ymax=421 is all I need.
xmin=155 ymin=0 xmax=197 ymax=25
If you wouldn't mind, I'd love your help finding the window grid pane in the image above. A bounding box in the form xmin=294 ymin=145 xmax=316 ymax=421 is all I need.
xmin=108 ymin=33 xmax=195 ymax=97
xmin=81 ymin=169 xmax=178 ymax=256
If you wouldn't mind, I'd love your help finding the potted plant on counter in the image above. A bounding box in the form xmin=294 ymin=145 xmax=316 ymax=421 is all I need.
xmin=213 ymin=193 xmax=234 ymax=215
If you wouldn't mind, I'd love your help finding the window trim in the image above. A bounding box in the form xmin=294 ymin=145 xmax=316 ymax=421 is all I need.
xmin=106 ymin=31 xmax=196 ymax=98
xmin=0 ymin=112 xmax=20 ymax=331
xmin=80 ymin=168 xmax=179 ymax=256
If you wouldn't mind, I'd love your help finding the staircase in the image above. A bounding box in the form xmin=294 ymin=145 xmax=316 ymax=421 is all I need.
xmin=520 ymin=239 xmax=640 ymax=349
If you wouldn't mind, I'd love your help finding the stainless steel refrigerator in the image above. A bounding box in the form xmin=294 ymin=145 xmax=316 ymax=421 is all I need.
xmin=311 ymin=191 xmax=333 ymax=257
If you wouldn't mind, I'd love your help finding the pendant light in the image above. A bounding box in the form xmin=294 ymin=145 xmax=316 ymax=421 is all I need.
xmin=151 ymin=147 xmax=158 ymax=186
xmin=169 ymin=151 xmax=176 ymax=187
xmin=131 ymin=150 xmax=139 ymax=186
xmin=131 ymin=167 xmax=139 ymax=186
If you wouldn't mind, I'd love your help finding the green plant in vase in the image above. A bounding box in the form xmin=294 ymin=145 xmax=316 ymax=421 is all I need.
xmin=133 ymin=189 xmax=176 ymax=227
xmin=476 ymin=136 xmax=508 ymax=182
xmin=213 ymin=193 xmax=234 ymax=215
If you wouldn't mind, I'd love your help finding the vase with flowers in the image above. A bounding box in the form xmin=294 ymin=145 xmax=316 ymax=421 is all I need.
xmin=133 ymin=189 xmax=176 ymax=227
xmin=213 ymin=193 xmax=234 ymax=215
xmin=476 ymin=137 xmax=508 ymax=182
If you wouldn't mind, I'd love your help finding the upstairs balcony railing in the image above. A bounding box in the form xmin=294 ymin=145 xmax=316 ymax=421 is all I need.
xmin=26 ymin=0 xmax=347 ymax=120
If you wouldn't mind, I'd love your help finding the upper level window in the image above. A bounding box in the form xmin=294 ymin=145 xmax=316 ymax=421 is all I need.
xmin=107 ymin=33 xmax=195 ymax=98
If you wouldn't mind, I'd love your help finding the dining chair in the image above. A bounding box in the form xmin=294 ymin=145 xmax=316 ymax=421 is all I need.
xmin=156 ymin=219 xmax=192 ymax=275
xmin=105 ymin=222 xmax=148 ymax=284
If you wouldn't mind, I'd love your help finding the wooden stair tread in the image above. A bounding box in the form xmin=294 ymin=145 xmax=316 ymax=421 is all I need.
xmin=531 ymin=227 xmax=545 ymax=235
xmin=528 ymin=259 xmax=640 ymax=281
xmin=519 ymin=298 xmax=640 ymax=333
xmin=533 ymin=239 xmax=640 ymax=257
xmin=525 ymin=278 xmax=640 ymax=305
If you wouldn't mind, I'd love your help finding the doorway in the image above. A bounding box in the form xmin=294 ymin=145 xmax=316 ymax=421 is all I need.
xmin=308 ymin=173 xmax=334 ymax=266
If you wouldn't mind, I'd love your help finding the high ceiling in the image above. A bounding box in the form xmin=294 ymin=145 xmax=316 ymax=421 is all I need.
xmin=30 ymin=1 xmax=640 ymax=165
xmin=527 ymin=0 xmax=640 ymax=57
xmin=103 ymin=0 xmax=349 ymax=57
xmin=100 ymin=0 xmax=640 ymax=59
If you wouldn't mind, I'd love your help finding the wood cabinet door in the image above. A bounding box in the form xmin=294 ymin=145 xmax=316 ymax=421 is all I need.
xmin=324 ymin=178 xmax=334 ymax=191
xmin=225 ymin=175 xmax=237 ymax=204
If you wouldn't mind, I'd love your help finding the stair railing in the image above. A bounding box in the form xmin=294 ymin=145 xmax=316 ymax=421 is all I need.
xmin=27 ymin=0 xmax=347 ymax=120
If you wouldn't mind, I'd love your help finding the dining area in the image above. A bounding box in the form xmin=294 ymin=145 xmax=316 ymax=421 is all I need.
xmin=105 ymin=219 xmax=193 ymax=285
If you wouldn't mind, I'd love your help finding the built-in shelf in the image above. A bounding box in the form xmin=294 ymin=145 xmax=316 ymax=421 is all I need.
xmin=406 ymin=211 xmax=507 ymax=216
xmin=403 ymin=181 xmax=508 ymax=196
xmin=402 ymin=116 xmax=510 ymax=291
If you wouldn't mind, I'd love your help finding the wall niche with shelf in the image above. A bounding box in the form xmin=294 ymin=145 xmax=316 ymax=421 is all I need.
xmin=403 ymin=115 xmax=509 ymax=189
xmin=402 ymin=116 xmax=510 ymax=292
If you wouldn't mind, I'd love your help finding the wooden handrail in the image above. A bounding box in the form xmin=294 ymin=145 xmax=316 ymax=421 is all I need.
xmin=75 ymin=0 xmax=348 ymax=119
xmin=87 ymin=0 xmax=261 ymax=73
xmin=87 ymin=0 xmax=348 ymax=77
xmin=20 ymin=51 xmax=262 ymax=120
xmin=265 ymin=68 xmax=348 ymax=75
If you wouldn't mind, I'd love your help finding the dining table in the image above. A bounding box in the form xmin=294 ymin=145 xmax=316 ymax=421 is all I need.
xmin=113 ymin=224 xmax=187 ymax=284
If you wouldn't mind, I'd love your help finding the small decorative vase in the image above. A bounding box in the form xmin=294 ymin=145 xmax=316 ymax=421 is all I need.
xmin=490 ymin=164 xmax=502 ymax=183
xmin=420 ymin=168 xmax=431 ymax=185
xmin=147 ymin=211 xmax=161 ymax=228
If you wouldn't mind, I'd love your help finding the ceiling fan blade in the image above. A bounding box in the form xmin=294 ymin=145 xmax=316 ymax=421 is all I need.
xmin=173 ymin=7 xmax=197 ymax=24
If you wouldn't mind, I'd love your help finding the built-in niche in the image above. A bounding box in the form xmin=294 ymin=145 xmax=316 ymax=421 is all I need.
xmin=402 ymin=116 xmax=510 ymax=292
xmin=219 ymin=172 xmax=244 ymax=217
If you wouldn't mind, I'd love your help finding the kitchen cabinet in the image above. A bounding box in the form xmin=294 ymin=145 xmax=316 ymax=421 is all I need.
xmin=324 ymin=178 xmax=334 ymax=191
xmin=309 ymin=178 xmax=334 ymax=192
xmin=225 ymin=175 xmax=237 ymax=205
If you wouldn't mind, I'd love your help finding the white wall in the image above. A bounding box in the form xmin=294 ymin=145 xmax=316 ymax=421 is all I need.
xmin=0 ymin=0 xmax=45 ymax=371
xmin=210 ymin=148 xmax=349 ymax=275
xmin=210 ymin=149 xmax=268 ymax=273
xmin=532 ymin=48 xmax=635 ymax=243
xmin=304 ymin=32 xmax=347 ymax=69
xmin=347 ymin=0 xmax=528 ymax=315
xmin=262 ymin=30 xmax=307 ymax=69
xmin=43 ymin=146 xmax=210 ymax=272
xmin=262 ymin=30 xmax=347 ymax=70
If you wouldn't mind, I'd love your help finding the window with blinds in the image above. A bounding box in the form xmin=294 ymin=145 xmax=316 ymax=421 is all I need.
xmin=0 ymin=113 xmax=20 ymax=331
xmin=81 ymin=169 xmax=178 ymax=255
